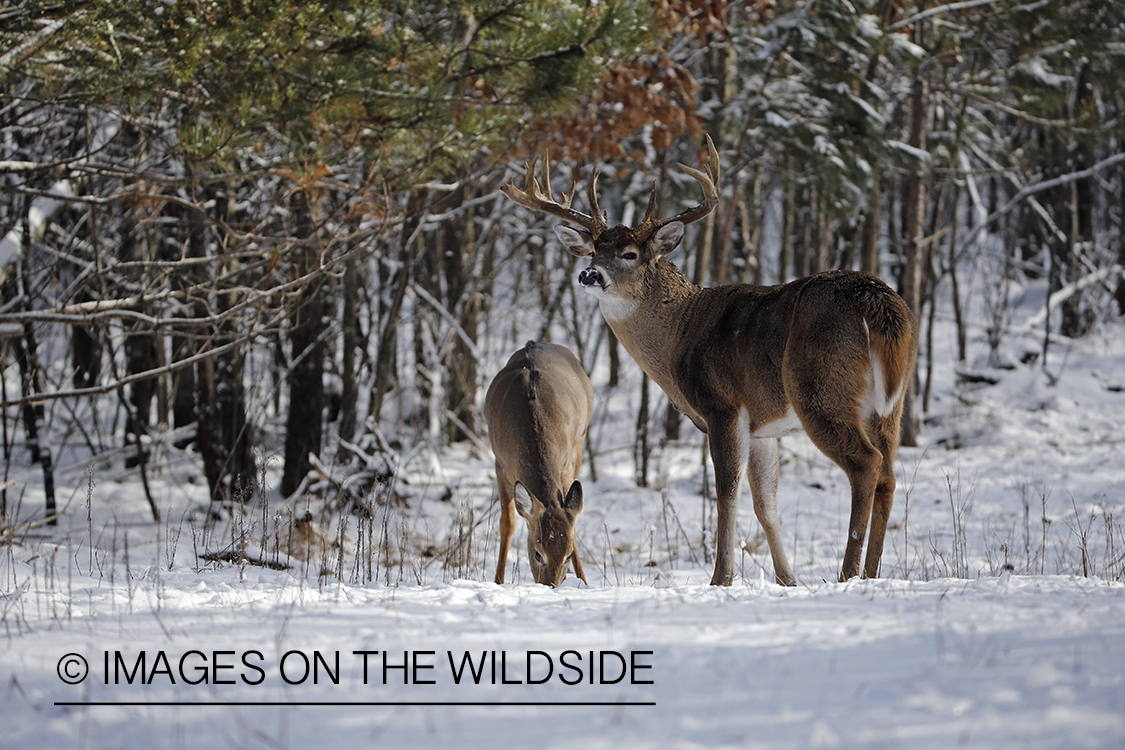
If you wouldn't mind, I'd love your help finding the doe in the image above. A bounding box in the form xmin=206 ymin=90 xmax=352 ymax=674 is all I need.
xmin=485 ymin=341 xmax=593 ymax=586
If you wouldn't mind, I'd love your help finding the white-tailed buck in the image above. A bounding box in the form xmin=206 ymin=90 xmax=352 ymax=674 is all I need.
xmin=485 ymin=341 xmax=593 ymax=586
xmin=502 ymin=137 xmax=918 ymax=586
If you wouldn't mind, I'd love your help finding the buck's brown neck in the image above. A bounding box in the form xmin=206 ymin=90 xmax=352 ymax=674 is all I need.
xmin=603 ymin=257 xmax=706 ymax=424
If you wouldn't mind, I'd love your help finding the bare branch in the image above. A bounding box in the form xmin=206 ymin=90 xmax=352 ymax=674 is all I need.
xmin=0 ymin=310 xmax=286 ymax=409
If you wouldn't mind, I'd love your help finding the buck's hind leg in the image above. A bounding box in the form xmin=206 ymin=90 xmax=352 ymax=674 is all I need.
xmin=786 ymin=345 xmax=882 ymax=581
xmin=863 ymin=410 xmax=903 ymax=579
xmin=836 ymin=438 xmax=882 ymax=582
xmin=797 ymin=410 xmax=882 ymax=582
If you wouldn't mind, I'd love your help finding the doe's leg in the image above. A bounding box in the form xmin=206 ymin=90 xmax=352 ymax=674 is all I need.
xmin=494 ymin=475 xmax=517 ymax=584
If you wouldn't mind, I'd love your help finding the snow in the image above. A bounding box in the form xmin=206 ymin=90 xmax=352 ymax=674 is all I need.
xmin=3 ymin=274 xmax=1125 ymax=748
xmin=1014 ymin=57 xmax=1073 ymax=88
xmin=0 ymin=179 xmax=76 ymax=272
xmin=887 ymin=139 xmax=932 ymax=163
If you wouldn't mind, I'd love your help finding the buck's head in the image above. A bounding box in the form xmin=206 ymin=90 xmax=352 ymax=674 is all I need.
xmin=514 ymin=480 xmax=584 ymax=587
xmin=553 ymin=222 xmax=688 ymax=320
xmin=501 ymin=136 xmax=720 ymax=320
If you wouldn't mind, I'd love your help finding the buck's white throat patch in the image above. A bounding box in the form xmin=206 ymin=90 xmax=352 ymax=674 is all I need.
xmin=590 ymin=289 xmax=638 ymax=321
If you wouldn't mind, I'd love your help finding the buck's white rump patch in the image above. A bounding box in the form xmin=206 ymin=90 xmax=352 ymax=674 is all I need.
xmin=862 ymin=347 xmax=906 ymax=419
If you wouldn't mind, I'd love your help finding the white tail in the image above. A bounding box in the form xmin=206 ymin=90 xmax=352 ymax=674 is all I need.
xmin=484 ymin=341 xmax=593 ymax=586
xmin=503 ymin=137 xmax=918 ymax=586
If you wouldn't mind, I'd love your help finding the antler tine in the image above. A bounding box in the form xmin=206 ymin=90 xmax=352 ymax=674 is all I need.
xmin=640 ymin=181 xmax=660 ymax=227
xmin=668 ymin=134 xmax=720 ymax=226
xmin=501 ymin=152 xmax=601 ymax=236
xmin=541 ymin=153 xmax=581 ymax=210
xmin=635 ymin=134 xmax=721 ymax=242
xmin=585 ymin=168 xmax=609 ymax=236
xmin=560 ymin=180 xmax=578 ymax=210
xmin=540 ymin=152 xmax=555 ymax=204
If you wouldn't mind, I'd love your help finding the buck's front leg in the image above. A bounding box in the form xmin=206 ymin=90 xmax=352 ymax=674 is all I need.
xmin=746 ymin=436 xmax=796 ymax=586
xmin=707 ymin=414 xmax=746 ymax=586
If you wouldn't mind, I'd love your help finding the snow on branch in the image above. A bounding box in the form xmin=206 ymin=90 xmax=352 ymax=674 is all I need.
xmin=1020 ymin=265 xmax=1125 ymax=332
xmin=887 ymin=0 xmax=1013 ymax=32
xmin=955 ymin=151 xmax=1125 ymax=261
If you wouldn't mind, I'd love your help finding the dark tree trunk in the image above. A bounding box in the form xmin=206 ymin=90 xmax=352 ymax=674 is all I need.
xmin=440 ymin=188 xmax=479 ymax=443
xmin=1117 ymin=162 xmax=1125 ymax=316
xmin=281 ymin=190 xmax=327 ymax=498
xmin=117 ymin=208 xmax=158 ymax=468
xmin=371 ymin=192 xmax=424 ymax=422
xmin=172 ymin=172 xmax=208 ymax=443
xmin=196 ymin=314 xmax=258 ymax=504
xmin=124 ymin=323 xmax=158 ymax=468
xmin=11 ymin=323 xmax=56 ymax=523
xmin=1059 ymin=63 xmax=1095 ymax=339
xmin=337 ymin=251 xmax=360 ymax=459
xmin=71 ymin=321 xmax=101 ymax=389
xmin=196 ymin=351 xmax=222 ymax=502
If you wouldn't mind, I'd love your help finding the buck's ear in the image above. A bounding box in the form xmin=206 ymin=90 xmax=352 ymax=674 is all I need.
xmin=648 ymin=221 xmax=685 ymax=256
xmin=554 ymin=226 xmax=594 ymax=258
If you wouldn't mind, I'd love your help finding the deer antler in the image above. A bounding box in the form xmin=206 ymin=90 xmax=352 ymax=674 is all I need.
xmin=635 ymin=134 xmax=721 ymax=244
xmin=501 ymin=154 xmax=608 ymax=239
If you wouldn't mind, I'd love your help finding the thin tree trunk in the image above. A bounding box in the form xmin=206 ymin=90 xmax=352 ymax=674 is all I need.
xmin=743 ymin=164 xmax=763 ymax=285
xmin=607 ymin=326 xmax=621 ymax=388
xmin=860 ymin=175 xmax=882 ymax=276
xmin=14 ymin=210 xmax=55 ymax=523
xmin=1117 ymin=162 xmax=1125 ymax=315
xmin=779 ymin=159 xmax=794 ymax=283
xmin=899 ymin=73 xmax=928 ymax=448
xmin=635 ymin=372 xmax=650 ymax=488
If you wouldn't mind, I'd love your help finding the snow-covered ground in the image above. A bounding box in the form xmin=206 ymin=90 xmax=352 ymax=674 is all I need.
xmin=3 ymin=278 xmax=1124 ymax=749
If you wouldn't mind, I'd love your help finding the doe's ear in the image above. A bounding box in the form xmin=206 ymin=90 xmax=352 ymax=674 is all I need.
xmin=562 ymin=480 xmax=584 ymax=517
xmin=555 ymin=226 xmax=594 ymax=258
xmin=648 ymin=221 xmax=685 ymax=256
xmin=513 ymin=482 xmax=537 ymax=518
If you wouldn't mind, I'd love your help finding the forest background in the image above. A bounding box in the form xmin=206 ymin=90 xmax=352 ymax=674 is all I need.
xmin=2 ymin=0 xmax=1123 ymax=540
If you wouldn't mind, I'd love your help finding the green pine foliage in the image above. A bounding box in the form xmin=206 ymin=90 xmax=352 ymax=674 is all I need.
xmin=3 ymin=0 xmax=653 ymax=183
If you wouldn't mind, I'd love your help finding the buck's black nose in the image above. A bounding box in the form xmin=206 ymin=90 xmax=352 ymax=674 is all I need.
xmin=578 ymin=268 xmax=602 ymax=287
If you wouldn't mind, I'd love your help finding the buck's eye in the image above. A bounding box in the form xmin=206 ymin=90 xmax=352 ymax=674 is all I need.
xmin=622 ymin=251 xmax=638 ymax=260
xmin=534 ymin=550 xmax=544 ymax=564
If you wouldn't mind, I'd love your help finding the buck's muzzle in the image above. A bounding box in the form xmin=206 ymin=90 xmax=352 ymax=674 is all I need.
xmin=578 ymin=268 xmax=603 ymax=287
